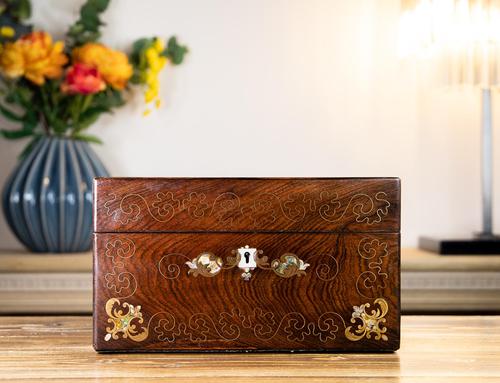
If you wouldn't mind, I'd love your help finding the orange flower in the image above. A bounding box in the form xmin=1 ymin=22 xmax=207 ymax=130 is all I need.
xmin=0 ymin=31 xmax=68 ymax=85
xmin=61 ymin=63 xmax=106 ymax=95
xmin=72 ymin=43 xmax=133 ymax=90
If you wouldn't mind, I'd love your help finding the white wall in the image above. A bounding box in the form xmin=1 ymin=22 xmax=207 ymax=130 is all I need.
xmin=0 ymin=0 xmax=498 ymax=249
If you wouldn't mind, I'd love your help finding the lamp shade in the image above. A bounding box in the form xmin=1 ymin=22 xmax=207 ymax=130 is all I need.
xmin=399 ymin=0 xmax=500 ymax=88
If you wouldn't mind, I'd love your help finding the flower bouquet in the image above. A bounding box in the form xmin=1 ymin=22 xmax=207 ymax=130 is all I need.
xmin=0 ymin=0 xmax=188 ymax=252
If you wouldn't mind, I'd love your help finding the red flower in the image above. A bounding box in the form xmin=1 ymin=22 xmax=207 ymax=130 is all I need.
xmin=61 ymin=63 xmax=106 ymax=95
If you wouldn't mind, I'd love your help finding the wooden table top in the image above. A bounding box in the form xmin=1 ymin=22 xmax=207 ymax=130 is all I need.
xmin=1 ymin=315 xmax=499 ymax=382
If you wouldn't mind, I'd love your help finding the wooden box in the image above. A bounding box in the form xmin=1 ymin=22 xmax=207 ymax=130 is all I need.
xmin=93 ymin=178 xmax=400 ymax=352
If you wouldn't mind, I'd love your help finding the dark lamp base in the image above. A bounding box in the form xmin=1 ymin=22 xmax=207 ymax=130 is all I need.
xmin=419 ymin=236 xmax=500 ymax=255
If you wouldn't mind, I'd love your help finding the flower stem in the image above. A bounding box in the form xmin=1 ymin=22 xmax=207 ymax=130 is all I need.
xmin=39 ymin=86 xmax=52 ymax=136
xmin=39 ymin=111 xmax=50 ymax=136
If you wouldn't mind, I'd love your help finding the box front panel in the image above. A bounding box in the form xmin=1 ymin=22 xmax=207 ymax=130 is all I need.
xmin=94 ymin=178 xmax=400 ymax=233
xmin=93 ymin=232 xmax=400 ymax=352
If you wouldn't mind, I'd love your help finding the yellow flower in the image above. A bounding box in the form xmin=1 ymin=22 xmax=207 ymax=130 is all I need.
xmin=153 ymin=38 xmax=165 ymax=53
xmin=0 ymin=26 xmax=15 ymax=38
xmin=142 ymin=38 xmax=167 ymax=111
xmin=0 ymin=31 xmax=68 ymax=85
xmin=72 ymin=43 xmax=133 ymax=90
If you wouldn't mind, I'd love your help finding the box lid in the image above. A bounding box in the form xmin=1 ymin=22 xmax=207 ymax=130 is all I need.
xmin=93 ymin=177 xmax=400 ymax=233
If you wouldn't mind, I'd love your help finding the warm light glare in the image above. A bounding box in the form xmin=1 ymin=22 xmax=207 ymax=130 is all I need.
xmin=399 ymin=0 xmax=500 ymax=86
xmin=399 ymin=0 xmax=500 ymax=56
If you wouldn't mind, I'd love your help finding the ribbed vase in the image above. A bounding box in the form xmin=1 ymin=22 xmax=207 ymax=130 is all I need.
xmin=2 ymin=136 xmax=109 ymax=253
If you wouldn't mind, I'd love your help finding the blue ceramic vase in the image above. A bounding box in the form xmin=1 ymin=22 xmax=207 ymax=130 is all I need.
xmin=2 ymin=136 xmax=109 ymax=252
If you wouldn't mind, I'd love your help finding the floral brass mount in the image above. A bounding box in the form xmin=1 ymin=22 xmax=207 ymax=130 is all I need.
xmin=185 ymin=245 xmax=310 ymax=281
xmin=104 ymin=298 xmax=148 ymax=342
xmin=344 ymin=297 xmax=388 ymax=341
xmin=103 ymin=297 xmax=390 ymax=343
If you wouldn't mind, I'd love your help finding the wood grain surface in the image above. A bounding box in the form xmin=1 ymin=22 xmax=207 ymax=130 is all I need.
xmin=93 ymin=178 xmax=400 ymax=352
xmin=94 ymin=232 xmax=400 ymax=352
xmin=0 ymin=315 xmax=498 ymax=382
xmin=94 ymin=178 xmax=400 ymax=233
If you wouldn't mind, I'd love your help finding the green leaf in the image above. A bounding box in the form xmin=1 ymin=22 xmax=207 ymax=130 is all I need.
xmin=5 ymin=85 xmax=33 ymax=107
xmin=132 ymin=38 xmax=154 ymax=54
xmin=88 ymin=0 xmax=109 ymax=12
xmin=93 ymin=88 xmax=125 ymax=109
xmin=73 ymin=104 xmax=111 ymax=133
xmin=9 ymin=0 xmax=31 ymax=20
xmin=109 ymin=90 xmax=125 ymax=108
xmin=1 ymin=128 xmax=32 ymax=139
xmin=129 ymin=72 xmax=145 ymax=85
xmin=21 ymin=109 xmax=37 ymax=131
xmin=0 ymin=0 xmax=32 ymax=23
xmin=16 ymin=86 xmax=33 ymax=104
xmin=0 ymin=103 xmax=23 ymax=121
xmin=76 ymin=108 xmax=102 ymax=130
xmin=130 ymin=37 xmax=154 ymax=65
xmin=50 ymin=118 xmax=67 ymax=134
xmin=67 ymin=0 xmax=110 ymax=47
xmin=79 ymin=0 xmax=110 ymax=29
xmin=163 ymin=36 xmax=188 ymax=65
xmin=129 ymin=38 xmax=154 ymax=85
xmin=73 ymin=133 xmax=103 ymax=144
xmin=79 ymin=94 xmax=94 ymax=113
xmin=85 ymin=105 xmax=110 ymax=114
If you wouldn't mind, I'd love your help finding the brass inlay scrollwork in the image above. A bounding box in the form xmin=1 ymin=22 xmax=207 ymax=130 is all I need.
xmin=355 ymin=238 xmax=389 ymax=298
xmin=316 ymin=191 xmax=390 ymax=225
xmin=210 ymin=192 xmax=242 ymax=226
xmin=104 ymin=238 xmax=137 ymax=299
xmin=181 ymin=192 xmax=210 ymax=218
xmin=315 ymin=252 xmax=339 ymax=282
xmin=103 ymin=297 xmax=390 ymax=343
xmin=104 ymin=192 xmax=180 ymax=224
xmin=103 ymin=189 xmax=391 ymax=227
xmin=158 ymin=253 xmax=191 ymax=280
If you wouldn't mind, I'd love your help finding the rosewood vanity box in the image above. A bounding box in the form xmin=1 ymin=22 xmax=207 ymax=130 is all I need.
xmin=93 ymin=177 xmax=400 ymax=352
